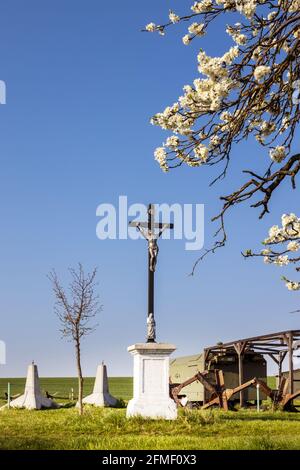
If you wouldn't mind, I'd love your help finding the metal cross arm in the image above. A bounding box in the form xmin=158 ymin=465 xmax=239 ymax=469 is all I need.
xmin=129 ymin=221 xmax=174 ymax=229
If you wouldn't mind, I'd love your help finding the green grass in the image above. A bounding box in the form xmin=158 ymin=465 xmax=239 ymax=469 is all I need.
xmin=1 ymin=407 xmax=300 ymax=450
xmin=1 ymin=376 xmax=299 ymax=450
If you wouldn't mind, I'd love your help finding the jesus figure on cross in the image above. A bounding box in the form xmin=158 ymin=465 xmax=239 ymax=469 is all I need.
xmin=136 ymin=224 xmax=168 ymax=272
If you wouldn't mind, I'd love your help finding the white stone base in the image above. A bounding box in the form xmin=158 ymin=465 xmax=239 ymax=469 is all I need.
xmin=126 ymin=343 xmax=177 ymax=420
xmin=5 ymin=363 xmax=58 ymax=410
xmin=82 ymin=363 xmax=117 ymax=407
xmin=82 ymin=392 xmax=117 ymax=407
xmin=127 ymin=397 xmax=177 ymax=420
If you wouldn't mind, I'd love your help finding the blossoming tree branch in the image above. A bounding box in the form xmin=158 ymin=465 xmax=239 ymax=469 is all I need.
xmin=244 ymin=213 xmax=300 ymax=291
xmin=145 ymin=0 xmax=300 ymax=272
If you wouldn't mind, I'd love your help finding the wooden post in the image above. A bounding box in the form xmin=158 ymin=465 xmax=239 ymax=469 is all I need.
xmin=278 ymin=353 xmax=283 ymax=383
xmin=234 ymin=342 xmax=246 ymax=408
xmin=203 ymin=349 xmax=210 ymax=406
xmin=288 ymin=333 xmax=294 ymax=394
xmin=238 ymin=351 xmax=244 ymax=407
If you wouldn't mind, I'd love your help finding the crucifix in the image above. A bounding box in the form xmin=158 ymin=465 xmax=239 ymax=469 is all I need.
xmin=129 ymin=204 xmax=174 ymax=343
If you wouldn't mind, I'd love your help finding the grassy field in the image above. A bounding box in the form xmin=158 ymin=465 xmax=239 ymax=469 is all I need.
xmin=1 ymin=376 xmax=300 ymax=450
xmin=0 ymin=377 xmax=133 ymax=406
xmin=1 ymin=407 xmax=300 ymax=450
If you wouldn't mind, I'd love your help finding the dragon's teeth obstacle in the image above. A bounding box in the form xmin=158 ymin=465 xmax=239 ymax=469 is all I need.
xmin=82 ymin=363 xmax=117 ymax=407
xmin=9 ymin=362 xmax=58 ymax=410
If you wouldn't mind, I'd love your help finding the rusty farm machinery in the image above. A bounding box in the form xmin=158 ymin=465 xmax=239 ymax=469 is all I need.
xmin=170 ymin=369 xmax=300 ymax=412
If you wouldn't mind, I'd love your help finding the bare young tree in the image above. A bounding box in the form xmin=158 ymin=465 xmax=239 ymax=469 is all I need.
xmin=144 ymin=1 xmax=300 ymax=271
xmin=49 ymin=264 xmax=101 ymax=415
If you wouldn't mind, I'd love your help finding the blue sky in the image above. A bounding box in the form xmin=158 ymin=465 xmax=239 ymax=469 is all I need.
xmin=0 ymin=0 xmax=299 ymax=378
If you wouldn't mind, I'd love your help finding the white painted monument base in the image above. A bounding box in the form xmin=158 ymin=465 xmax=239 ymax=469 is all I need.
xmin=7 ymin=363 xmax=58 ymax=410
xmin=82 ymin=363 xmax=117 ymax=407
xmin=126 ymin=343 xmax=177 ymax=420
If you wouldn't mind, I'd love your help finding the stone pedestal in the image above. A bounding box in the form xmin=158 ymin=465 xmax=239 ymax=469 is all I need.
xmin=126 ymin=343 xmax=177 ymax=420
xmin=8 ymin=363 xmax=58 ymax=410
xmin=82 ymin=363 xmax=117 ymax=407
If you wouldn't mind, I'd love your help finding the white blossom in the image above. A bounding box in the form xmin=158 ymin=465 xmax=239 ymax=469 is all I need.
xmin=260 ymin=121 xmax=276 ymax=136
xmin=236 ymin=0 xmax=257 ymax=19
xmin=182 ymin=34 xmax=191 ymax=45
xmin=287 ymin=0 xmax=300 ymax=12
xmin=210 ymin=135 xmax=221 ymax=147
xmin=251 ymin=46 xmax=261 ymax=61
xmin=259 ymin=214 xmax=300 ymax=290
xmin=169 ymin=11 xmax=180 ymax=24
xmin=269 ymin=146 xmax=286 ymax=163
xmin=254 ymin=65 xmax=271 ymax=82
xmin=287 ymin=241 xmax=300 ymax=252
xmin=154 ymin=147 xmax=168 ymax=171
xmin=268 ymin=11 xmax=277 ymax=21
xmin=191 ymin=0 xmax=213 ymax=13
xmin=286 ymin=281 xmax=300 ymax=291
xmin=165 ymin=135 xmax=180 ymax=148
xmin=146 ymin=23 xmax=156 ymax=32
xmin=194 ymin=143 xmax=209 ymax=162
xmin=273 ymin=255 xmax=289 ymax=266
xmin=188 ymin=22 xmax=205 ymax=37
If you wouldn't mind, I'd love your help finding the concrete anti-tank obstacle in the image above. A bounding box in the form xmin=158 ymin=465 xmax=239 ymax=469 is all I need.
xmin=3 ymin=362 xmax=58 ymax=410
xmin=82 ymin=363 xmax=117 ymax=407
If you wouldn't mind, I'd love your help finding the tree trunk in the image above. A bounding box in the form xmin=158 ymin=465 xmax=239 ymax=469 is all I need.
xmin=75 ymin=338 xmax=84 ymax=415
